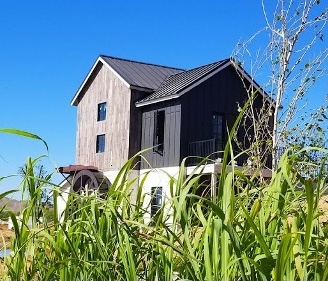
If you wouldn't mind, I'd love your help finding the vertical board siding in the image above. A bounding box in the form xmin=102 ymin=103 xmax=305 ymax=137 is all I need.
xmin=140 ymin=100 xmax=181 ymax=169
xmin=76 ymin=63 xmax=131 ymax=171
xmin=128 ymin=90 xmax=149 ymax=161
xmin=180 ymin=64 xmax=265 ymax=162
xmin=75 ymin=61 xmax=272 ymax=172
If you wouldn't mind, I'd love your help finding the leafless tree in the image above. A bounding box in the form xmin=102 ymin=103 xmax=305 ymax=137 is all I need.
xmin=232 ymin=0 xmax=328 ymax=169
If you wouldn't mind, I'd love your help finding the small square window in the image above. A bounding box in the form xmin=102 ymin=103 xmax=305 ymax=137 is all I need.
xmin=97 ymin=102 xmax=107 ymax=121
xmin=96 ymin=134 xmax=105 ymax=153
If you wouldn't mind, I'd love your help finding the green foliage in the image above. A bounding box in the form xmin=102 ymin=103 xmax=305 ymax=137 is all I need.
xmin=0 ymin=147 xmax=327 ymax=281
xmin=1 ymin=126 xmax=328 ymax=280
xmin=18 ymin=163 xmax=53 ymax=208
xmin=0 ymin=211 xmax=11 ymax=220
xmin=0 ymin=128 xmax=48 ymax=152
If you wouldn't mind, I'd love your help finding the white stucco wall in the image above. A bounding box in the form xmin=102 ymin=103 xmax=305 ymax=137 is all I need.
xmin=56 ymin=179 xmax=72 ymax=222
xmin=103 ymin=169 xmax=139 ymax=203
xmin=56 ymin=167 xmax=185 ymax=225
xmin=139 ymin=166 xmax=181 ymax=224
xmin=102 ymin=169 xmax=121 ymax=184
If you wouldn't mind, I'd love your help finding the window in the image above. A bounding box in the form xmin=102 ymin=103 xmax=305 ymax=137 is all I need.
xmin=151 ymin=186 xmax=163 ymax=216
xmin=154 ymin=110 xmax=165 ymax=154
xmin=213 ymin=114 xmax=224 ymax=151
xmin=96 ymin=134 xmax=105 ymax=153
xmin=97 ymin=102 xmax=107 ymax=121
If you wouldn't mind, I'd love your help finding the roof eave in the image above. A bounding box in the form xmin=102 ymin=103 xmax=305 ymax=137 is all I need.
xmin=71 ymin=57 xmax=103 ymax=106
xmin=71 ymin=56 xmax=131 ymax=106
xmin=136 ymin=59 xmax=276 ymax=108
xmin=130 ymin=85 xmax=154 ymax=93
xmin=136 ymin=94 xmax=180 ymax=107
xmin=231 ymin=60 xmax=277 ymax=108
xmin=136 ymin=60 xmax=232 ymax=107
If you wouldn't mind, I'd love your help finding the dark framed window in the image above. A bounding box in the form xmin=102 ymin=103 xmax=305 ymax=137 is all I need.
xmin=212 ymin=114 xmax=224 ymax=151
xmin=151 ymin=186 xmax=163 ymax=216
xmin=96 ymin=134 xmax=105 ymax=153
xmin=97 ymin=102 xmax=107 ymax=121
xmin=153 ymin=110 xmax=165 ymax=154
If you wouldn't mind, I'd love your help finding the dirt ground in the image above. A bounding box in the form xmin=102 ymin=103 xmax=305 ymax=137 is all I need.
xmin=0 ymin=225 xmax=13 ymax=278
xmin=0 ymin=224 xmax=14 ymax=248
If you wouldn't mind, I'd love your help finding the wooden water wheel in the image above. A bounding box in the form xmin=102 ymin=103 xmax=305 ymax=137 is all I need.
xmin=58 ymin=165 xmax=111 ymax=196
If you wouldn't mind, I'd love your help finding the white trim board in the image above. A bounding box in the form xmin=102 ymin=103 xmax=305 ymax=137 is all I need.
xmin=135 ymin=59 xmax=274 ymax=108
xmin=71 ymin=56 xmax=131 ymax=106
xmin=136 ymin=60 xmax=231 ymax=107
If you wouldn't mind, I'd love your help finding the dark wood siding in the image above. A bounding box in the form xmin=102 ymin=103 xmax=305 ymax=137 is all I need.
xmin=180 ymin=64 xmax=259 ymax=163
xmin=128 ymin=90 xmax=150 ymax=168
xmin=140 ymin=64 xmax=272 ymax=169
xmin=140 ymin=100 xmax=181 ymax=169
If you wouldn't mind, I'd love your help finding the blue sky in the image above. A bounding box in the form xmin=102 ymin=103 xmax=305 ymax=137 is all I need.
xmin=0 ymin=0 xmax=326 ymax=199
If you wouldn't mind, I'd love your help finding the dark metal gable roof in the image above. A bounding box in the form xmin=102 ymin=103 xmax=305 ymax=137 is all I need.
xmin=100 ymin=55 xmax=184 ymax=90
xmin=136 ymin=59 xmax=230 ymax=106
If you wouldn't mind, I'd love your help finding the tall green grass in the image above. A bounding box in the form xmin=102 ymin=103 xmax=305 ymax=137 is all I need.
xmin=0 ymin=146 xmax=326 ymax=281
xmin=1 ymin=126 xmax=328 ymax=280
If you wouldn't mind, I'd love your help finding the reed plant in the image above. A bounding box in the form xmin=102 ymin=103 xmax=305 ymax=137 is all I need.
xmin=1 ymin=128 xmax=328 ymax=280
xmin=0 ymin=146 xmax=326 ymax=281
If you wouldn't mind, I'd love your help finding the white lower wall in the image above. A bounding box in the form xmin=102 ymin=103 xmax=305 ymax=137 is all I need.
xmin=127 ymin=169 xmax=140 ymax=204
xmin=139 ymin=166 xmax=181 ymax=224
xmin=102 ymin=170 xmax=120 ymax=184
xmin=103 ymin=169 xmax=139 ymax=203
xmin=57 ymin=169 xmax=140 ymax=222
xmin=57 ymin=179 xmax=72 ymax=222
xmin=56 ymin=167 xmax=183 ymax=225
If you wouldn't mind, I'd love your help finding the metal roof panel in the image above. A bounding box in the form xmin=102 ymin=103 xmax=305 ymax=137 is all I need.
xmin=100 ymin=55 xmax=184 ymax=90
xmin=136 ymin=59 xmax=230 ymax=105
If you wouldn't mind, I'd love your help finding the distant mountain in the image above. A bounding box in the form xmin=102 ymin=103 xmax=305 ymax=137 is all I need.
xmin=0 ymin=197 xmax=28 ymax=214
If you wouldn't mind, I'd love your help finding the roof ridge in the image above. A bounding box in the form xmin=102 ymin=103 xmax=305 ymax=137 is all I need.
xmin=136 ymin=58 xmax=232 ymax=106
xmin=164 ymin=58 xmax=230 ymax=80
xmin=155 ymin=58 xmax=230 ymax=88
xmin=100 ymin=54 xmax=185 ymax=71
xmin=186 ymin=58 xmax=230 ymax=72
